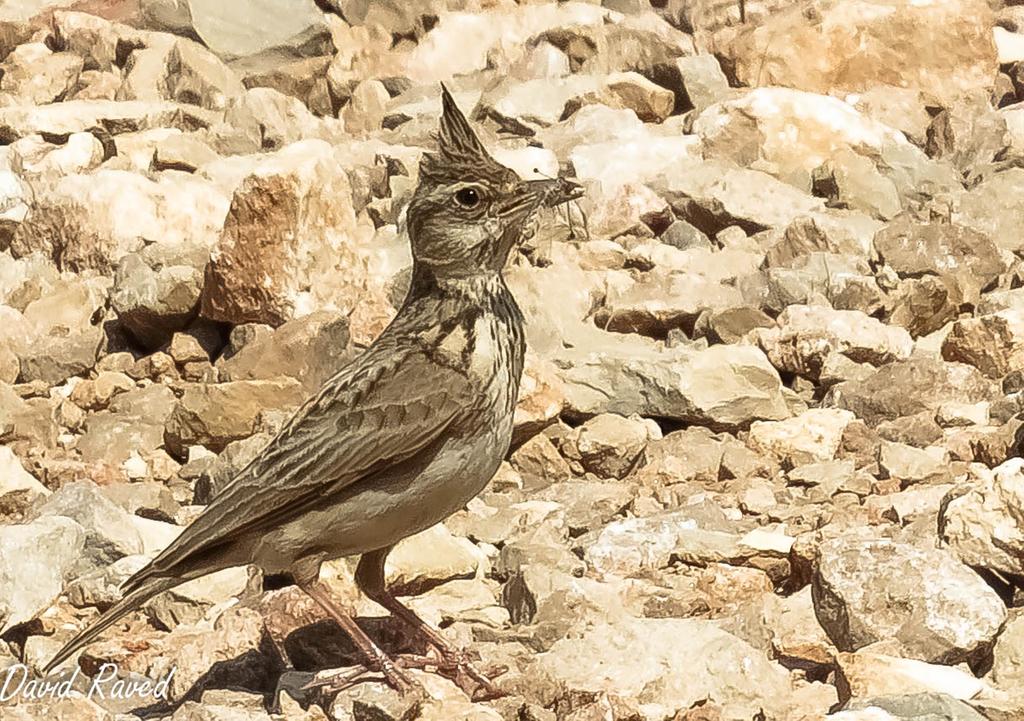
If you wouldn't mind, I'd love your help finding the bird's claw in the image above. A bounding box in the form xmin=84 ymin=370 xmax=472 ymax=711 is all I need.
xmin=302 ymin=657 xmax=419 ymax=697
xmin=395 ymin=647 xmax=508 ymax=701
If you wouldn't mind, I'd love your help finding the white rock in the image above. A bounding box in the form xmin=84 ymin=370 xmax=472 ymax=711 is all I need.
xmin=0 ymin=445 xmax=49 ymax=500
xmin=995 ymin=26 xmax=1024 ymax=64
xmin=757 ymin=304 xmax=914 ymax=380
xmin=0 ymin=517 xmax=85 ymax=633
xmin=532 ymin=617 xmax=795 ymax=720
xmin=384 ymin=524 xmax=481 ymax=595
xmin=748 ymin=408 xmax=856 ymax=467
xmin=835 ymin=652 xmax=988 ymax=701
xmin=941 ymin=459 xmax=1024 ymax=577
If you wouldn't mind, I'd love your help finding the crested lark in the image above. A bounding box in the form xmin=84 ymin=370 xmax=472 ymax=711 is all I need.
xmin=44 ymin=86 xmax=582 ymax=697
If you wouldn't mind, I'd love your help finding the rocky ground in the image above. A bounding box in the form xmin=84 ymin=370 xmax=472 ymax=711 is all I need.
xmin=3 ymin=0 xmax=1024 ymax=720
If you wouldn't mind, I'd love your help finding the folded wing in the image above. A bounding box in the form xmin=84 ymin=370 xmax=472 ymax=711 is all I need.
xmin=124 ymin=340 xmax=477 ymax=591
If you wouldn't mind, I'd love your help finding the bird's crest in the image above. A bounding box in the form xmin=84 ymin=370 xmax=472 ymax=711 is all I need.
xmin=419 ymin=84 xmax=512 ymax=185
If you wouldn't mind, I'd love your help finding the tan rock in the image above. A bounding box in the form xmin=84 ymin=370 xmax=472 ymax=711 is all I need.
xmin=532 ymin=617 xmax=794 ymax=720
xmin=748 ymin=408 xmax=856 ymax=468
xmin=168 ymin=332 xmax=209 ymax=365
xmin=564 ymin=413 xmax=654 ymax=479
xmin=770 ymin=586 xmax=836 ymax=668
xmin=940 ymin=459 xmax=1024 ymax=578
xmin=512 ymin=355 xmax=565 ymax=445
xmin=12 ymin=169 xmax=229 ymax=273
xmin=0 ymin=444 xmax=49 ymax=510
xmin=216 ymin=311 xmax=352 ymax=393
xmin=813 ymin=537 xmax=1005 ymax=664
xmin=0 ymin=342 xmax=18 ymax=384
xmin=757 ymin=305 xmax=914 ymax=381
xmin=955 ymin=168 xmax=1024 ymax=254
xmin=942 ymin=309 xmax=1024 ymax=379
xmin=694 ymin=87 xmax=954 ymax=204
xmin=560 ymin=340 xmax=791 ymax=430
xmin=510 ymin=433 xmax=571 ymax=491
xmin=0 ymin=43 xmax=83 ymax=105
xmin=164 ymin=378 xmax=304 ymax=454
xmin=384 ymin=524 xmax=482 ymax=596
xmin=152 ymin=133 xmax=220 ymax=172
xmin=69 ymin=371 xmax=135 ymax=411
xmin=201 ymin=140 xmax=388 ymax=343
xmin=991 ymin=610 xmax=1024 ymax=692
xmin=0 ymin=99 xmax=219 ymax=141
xmin=403 ymin=3 xmax=610 ymax=83
xmin=9 ymin=132 xmax=104 ymax=179
xmin=717 ymin=0 xmax=997 ymax=108
xmin=595 ymin=269 xmax=744 ymax=337
xmin=824 ymin=358 xmax=998 ymax=425
xmin=0 ymin=516 xmax=85 ymax=634
xmin=834 ymin=652 xmax=987 ymax=704
xmin=873 ymin=218 xmax=1005 ymax=303
xmin=877 ymin=441 xmax=949 ymax=487
xmin=571 ymin=71 xmax=676 ymax=123
xmin=342 ymin=78 xmax=389 ymax=134
xmin=0 ymin=696 xmax=112 ymax=721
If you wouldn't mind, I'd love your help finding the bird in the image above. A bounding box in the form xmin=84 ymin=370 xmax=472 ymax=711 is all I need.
xmin=43 ymin=84 xmax=583 ymax=698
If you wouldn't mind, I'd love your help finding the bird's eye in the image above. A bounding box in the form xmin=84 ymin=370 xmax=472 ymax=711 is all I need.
xmin=454 ymin=187 xmax=480 ymax=208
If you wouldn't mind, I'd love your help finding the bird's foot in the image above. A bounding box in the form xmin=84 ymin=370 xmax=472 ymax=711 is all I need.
xmin=302 ymin=655 xmax=420 ymax=697
xmin=396 ymin=647 xmax=508 ymax=701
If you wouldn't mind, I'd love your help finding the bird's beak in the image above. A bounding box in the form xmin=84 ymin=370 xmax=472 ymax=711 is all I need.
xmin=525 ymin=177 xmax=585 ymax=208
xmin=497 ymin=177 xmax=585 ymax=225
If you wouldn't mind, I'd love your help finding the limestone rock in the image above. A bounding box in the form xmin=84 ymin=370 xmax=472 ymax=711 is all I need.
xmin=940 ymin=459 xmax=1024 ymax=578
xmin=833 ymin=653 xmax=988 ymax=705
xmin=171 ymin=0 xmax=330 ymax=61
xmin=28 ymin=481 xmax=144 ymax=568
xmin=383 ymin=524 xmax=481 ymax=596
xmin=164 ymin=378 xmax=304 ymax=455
xmin=0 ymin=516 xmax=85 ymax=633
xmin=0 ymin=43 xmax=83 ymax=105
xmin=653 ymin=158 xmax=826 ymax=234
xmin=717 ymin=0 xmax=997 ymax=108
xmin=0 ymin=99 xmax=218 ymax=141
xmin=200 ymin=140 xmax=389 ymax=342
xmin=531 ymin=617 xmax=795 ymax=720
xmin=756 ymin=305 xmax=914 ymax=381
xmin=812 ymin=537 xmax=1005 ymax=664
xmin=562 ymin=412 xmax=653 ymax=479
xmin=559 ymin=340 xmax=790 ymax=430
xmin=694 ymin=87 xmax=955 ymax=205
xmin=825 ymin=358 xmax=998 ymax=424
xmin=217 ymin=311 xmax=352 ymax=393
xmin=873 ymin=218 xmax=1005 ymax=304
xmin=12 ymin=169 xmax=228 ymax=274
xmin=942 ymin=309 xmax=1024 ymax=379
xmin=955 ymin=168 xmax=1024 ymax=254
xmin=748 ymin=408 xmax=856 ymax=468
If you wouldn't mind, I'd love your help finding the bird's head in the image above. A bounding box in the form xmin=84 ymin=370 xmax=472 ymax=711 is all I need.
xmin=406 ymin=85 xmax=582 ymax=279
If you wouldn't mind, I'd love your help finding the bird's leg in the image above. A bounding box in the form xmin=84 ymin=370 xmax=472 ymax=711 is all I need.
xmin=355 ymin=547 xmax=507 ymax=700
xmin=296 ymin=577 xmax=417 ymax=695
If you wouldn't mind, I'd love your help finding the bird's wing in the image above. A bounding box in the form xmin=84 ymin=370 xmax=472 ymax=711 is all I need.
xmin=133 ymin=339 xmax=478 ymax=584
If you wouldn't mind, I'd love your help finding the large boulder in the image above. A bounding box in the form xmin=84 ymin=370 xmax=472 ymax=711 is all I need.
xmin=530 ymin=617 xmax=799 ymax=720
xmin=0 ymin=516 xmax=85 ymax=634
xmin=940 ymin=459 xmax=1024 ymax=578
xmin=11 ymin=170 xmax=229 ymax=274
xmin=824 ymin=358 xmax=998 ymax=425
xmin=812 ymin=537 xmax=1006 ymax=665
xmin=558 ymin=339 xmax=791 ymax=430
xmin=200 ymin=140 xmax=392 ymax=344
xmin=714 ymin=0 xmax=997 ymax=108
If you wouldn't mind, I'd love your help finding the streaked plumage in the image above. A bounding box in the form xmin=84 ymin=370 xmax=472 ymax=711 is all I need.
xmin=45 ymin=84 xmax=582 ymax=697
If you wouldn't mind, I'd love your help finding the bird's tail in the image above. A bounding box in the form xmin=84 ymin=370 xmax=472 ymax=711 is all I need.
xmin=42 ymin=574 xmax=182 ymax=675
